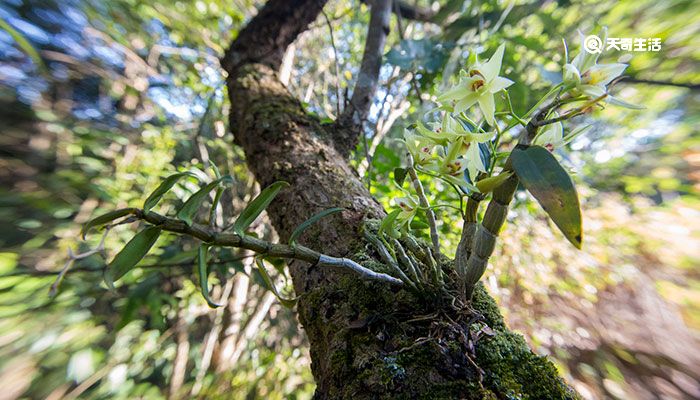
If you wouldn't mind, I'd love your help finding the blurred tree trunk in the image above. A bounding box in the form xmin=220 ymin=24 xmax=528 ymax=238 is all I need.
xmin=222 ymin=0 xmax=577 ymax=398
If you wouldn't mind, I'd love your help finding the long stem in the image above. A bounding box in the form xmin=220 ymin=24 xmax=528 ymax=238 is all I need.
xmin=364 ymin=232 xmax=418 ymax=290
xmin=122 ymin=209 xmax=404 ymax=286
xmin=523 ymin=82 xmax=564 ymax=118
xmin=406 ymin=154 xmax=441 ymax=261
xmin=462 ymin=102 xmax=561 ymax=299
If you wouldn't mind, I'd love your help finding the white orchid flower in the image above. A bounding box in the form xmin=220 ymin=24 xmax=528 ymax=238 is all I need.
xmin=533 ymin=120 xmax=593 ymax=151
xmin=404 ymin=129 xmax=437 ymax=165
xmin=393 ymin=194 xmax=420 ymax=228
xmin=440 ymin=115 xmax=494 ymax=181
xmin=438 ymin=44 xmax=514 ymax=126
xmin=533 ymin=121 xmax=564 ymax=152
xmin=563 ymin=30 xmax=642 ymax=109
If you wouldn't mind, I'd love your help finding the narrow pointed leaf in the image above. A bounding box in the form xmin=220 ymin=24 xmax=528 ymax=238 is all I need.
xmin=255 ymin=258 xmax=296 ymax=308
xmin=81 ymin=208 xmax=137 ymax=239
xmin=143 ymin=172 xmax=196 ymax=212
xmin=177 ymin=178 xmax=225 ymax=226
xmin=475 ymin=171 xmax=513 ymax=194
xmin=289 ymin=207 xmax=344 ymax=245
xmin=232 ymin=181 xmax=289 ymax=234
xmin=409 ymin=219 xmax=430 ymax=230
xmin=511 ymin=145 xmax=583 ymax=248
xmin=209 ymin=186 xmax=225 ymax=225
xmin=393 ymin=167 xmax=408 ymax=186
xmin=379 ymin=209 xmax=402 ymax=238
xmin=107 ymin=226 xmax=162 ymax=282
xmin=197 ymin=244 xmax=222 ymax=308
xmin=0 ymin=17 xmax=46 ymax=73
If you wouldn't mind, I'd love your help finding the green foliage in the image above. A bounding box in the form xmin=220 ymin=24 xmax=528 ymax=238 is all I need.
xmin=232 ymin=181 xmax=289 ymax=234
xmin=0 ymin=0 xmax=697 ymax=398
xmin=254 ymin=258 xmax=296 ymax=308
xmin=177 ymin=176 xmax=232 ymax=226
xmin=81 ymin=208 xmax=137 ymax=239
xmin=475 ymin=171 xmax=513 ymax=194
xmin=386 ymin=39 xmax=454 ymax=74
xmin=197 ymin=244 xmax=222 ymax=308
xmin=0 ymin=17 xmax=46 ymax=73
xmin=379 ymin=209 xmax=402 ymax=238
xmin=289 ymin=207 xmax=345 ymax=245
xmin=511 ymin=145 xmax=583 ymax=249
xmin=143 ymin=172 xmax=197 ymax=212
xmin=107 ymin=226 xmax=162 ymax=283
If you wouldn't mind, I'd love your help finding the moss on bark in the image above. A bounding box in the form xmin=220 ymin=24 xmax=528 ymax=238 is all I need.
xmin=227 ymin=61 xmax=578 ymax=400
xmin=298 ymin=244 xmax=577 ymax=399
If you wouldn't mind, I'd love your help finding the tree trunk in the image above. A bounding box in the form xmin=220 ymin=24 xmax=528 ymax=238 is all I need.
xmin=224 ymin=1 xmax=578 ymax=398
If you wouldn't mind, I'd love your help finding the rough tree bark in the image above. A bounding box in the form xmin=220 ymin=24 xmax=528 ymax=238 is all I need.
xmin=223 ymin=0 xmax=577 ymax=398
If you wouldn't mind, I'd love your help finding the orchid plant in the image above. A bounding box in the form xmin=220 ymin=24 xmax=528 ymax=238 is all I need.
xmin=77 ymin=30 xmax=639 ymax=307
xmin=380 ymin=30 xmax=639 ymax=300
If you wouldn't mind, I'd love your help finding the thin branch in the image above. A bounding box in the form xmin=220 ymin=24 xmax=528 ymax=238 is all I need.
xmin=621 ymin=76 xmax=700 ymax=90
xmin=132 ymin=209 xmax=403 ymax=285
xmin=406 ymin=154 xmax=441 ymax=263
xmin=6 ymin=256 xmax=254 ymax=279
xmin=320 ymin=8 xmax=343 ymax=117
xmin=361 ymin=0 xmax=436 ymax=22
xmin=338 ymin=0 xmax=392 ymax=143
xmin=49 ymin=228 xmax=109 ymax=297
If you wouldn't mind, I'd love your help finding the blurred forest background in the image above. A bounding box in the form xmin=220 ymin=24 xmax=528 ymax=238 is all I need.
xmin=0 ymin=0 xmax=698 ymax=399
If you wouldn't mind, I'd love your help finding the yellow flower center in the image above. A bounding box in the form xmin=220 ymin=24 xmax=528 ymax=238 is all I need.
xmin=471 ymin=79 xmax=485 ymax=91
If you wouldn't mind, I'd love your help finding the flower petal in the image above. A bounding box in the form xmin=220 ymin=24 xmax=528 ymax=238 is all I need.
xmin=588 ymin=63 xmax=627 ymax=86
xmin=478 ymin=94 xmax=496 ymax=126
xmin=465 ymin=131 xmax=495 ymax=143
xmin=562 ymin=124 xmax=592 ymax=145
xmin=481 ymin=43 xmax=506 ymax=82
xmin=579 ymin=84 xmax=607 ymax=98
xmin=488 ymin=76 xmax=514 ymax=93
xmin=453 ymin=92 xmax=479 ymax=114
xmin=563 ymin=63 xmax=581 ymax=85
xmin=465 ymin=144 xmax=485 ymax=180
xmin=607 ymin=95 xmax=645 ymax=109
xmin=438 ymin=83 xmax=469 ymax=103
xmin=533 ymin=122 xmax=563 ymax=147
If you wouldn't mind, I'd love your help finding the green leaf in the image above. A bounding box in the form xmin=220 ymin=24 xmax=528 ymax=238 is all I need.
xmin=208 ymin=185 xmax=225 ymax=225
xmin=409 ymin=220 xmax=430 ymax=230
xmin=197 ymin=244 xmax=222 ymax=308
xmin=177 ymin=177 xmax=231 ymax=226
xmin=379 ymin=209 xmax=402 ymax=238
xmin=254 ymin=257 xmax=296 ymax=308
xmin=475 ymin=171 xmax=513 ymax=194
xmin=0 ymin=17 xmax=47 ymax=73
xmin=106 ymin=226 xmax=162 ymax=283
xmin=511 ymin=145 xmax=583 ymax=248
xmin=232 ymin=181 xmax=289 ymax=234
xmin=289 ymin=207 xmax=344 ymax=245
xmin=143 ymin=172 xmax=196 ymax=212
xmin=81 ymin=208 xmax=137 ymax=239
xmin=393 ymin=167 xmax=408 ymax=186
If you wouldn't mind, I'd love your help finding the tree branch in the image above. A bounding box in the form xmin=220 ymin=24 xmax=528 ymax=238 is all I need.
xmin=621 ymin=76 xmax=700 ymax=90
xmin=361 ymin=0 xmax=436 ymax=22
xmin=335 ymin=0 xmax=392 ymax=156
xmin=221 ymin=0 xmax=328 ymax=74
xmin=132 ymin=209 xmax=403 ymax=285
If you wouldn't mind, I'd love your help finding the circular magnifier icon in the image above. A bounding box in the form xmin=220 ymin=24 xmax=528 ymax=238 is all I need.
xmin=584 ymin=35 xmax=603 ymax=54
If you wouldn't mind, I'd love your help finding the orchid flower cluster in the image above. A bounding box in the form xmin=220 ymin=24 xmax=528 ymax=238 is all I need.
xmin=391 ymin=31 xmax=637 ymax=235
